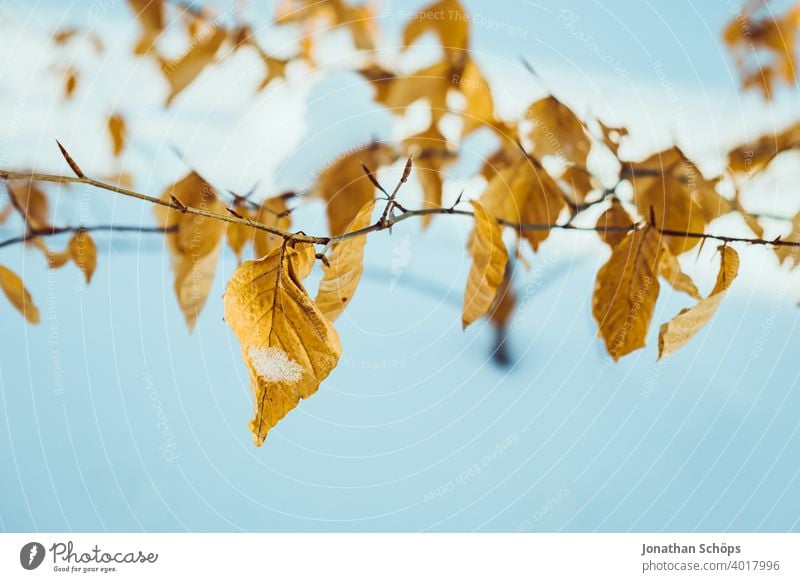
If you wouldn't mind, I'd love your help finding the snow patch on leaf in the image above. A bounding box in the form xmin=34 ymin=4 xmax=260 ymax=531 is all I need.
xmin=248 ymin=346 xmax=303 ymax=383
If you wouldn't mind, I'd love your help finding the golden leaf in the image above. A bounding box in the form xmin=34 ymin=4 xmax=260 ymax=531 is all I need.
xmin=7 ymin=180 xmax=50 ymax=230
xmin=480 ymin=158 xmax=566 ymax=251
xmin=597 ymin=120 xmax=628 ymax=157
xmin=596 ymin=198 xmax=634 ymax=247
xmin=68 ymin=230 xmax=98 ymax=284
xmin=363 ymin=61 xmax=452 ymax=121
xmin=154 ymin=172 xmax=225 ymax=331
xmin=253 ymin=195 xmax=291 ymax=258
xmin=292 ymin=241 xmax=317 ymax=281
xmin=561 ymin=165 xmax=594 ymax=205
xmin=775 ymin=211 xmax=800 ymax=266
xmin=658 ymin=246 xmax=739 ymax=358
xmin=223 ymin=244 xmax=342 ymax=446
xmin=0 ymin=265 xmax=39 ymax=324
xmin=127 ymin=0 xmax=164 ymax=55
xmin=456 ymin=59 xmax=495 ymax=136
xmin=728 ymin=121 xmax=800 ymax=175
xmin=63 ymin=67 xmax=78 ymax=100
xmin=315 ymin=200 xmax=374 ymax=321
xmin=312 ymin=143 xmax=396 ymax=237
xmin=161 ymin=25 xmax=226 ymax=106
xmin=659 ymin=249 xmax=700 ymax=300
xmin=404 ymin=124 xmax=453 ymax=227
xmin=402 ymin=0 xmax=469 ymax=66
xmin=525 ymin=96 xmax=591 ymax=167
xmin=276 ymin=0 xmax=377 ymax=52
xmin=225 ymin=201 xmax=254 ymax=262
xmin=592 ymin=227 xmax=663 ymax=360
xmin=107 ymin=113 xmax=126 ymax=157
xmin=629 ymin=149 xmax=708 ymax=255
xmin=462 ymin=200 xmax=509 ymax=329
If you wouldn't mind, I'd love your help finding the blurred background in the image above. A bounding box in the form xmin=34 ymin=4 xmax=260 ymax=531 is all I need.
xmin=1 ymin=0 xmax=800 ymax=532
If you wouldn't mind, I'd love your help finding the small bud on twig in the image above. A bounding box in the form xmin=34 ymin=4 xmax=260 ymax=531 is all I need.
xmin=55 ymin=140 xmax=85 ymax=178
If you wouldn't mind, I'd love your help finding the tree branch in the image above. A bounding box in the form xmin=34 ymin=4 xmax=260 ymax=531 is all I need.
xmin=0 ymin=224 xmax=177 ymax=249
xmin=3 ymin=169 xmax=800 ymax=253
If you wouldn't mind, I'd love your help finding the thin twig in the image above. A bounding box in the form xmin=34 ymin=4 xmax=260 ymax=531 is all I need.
xmin=0 ymin=224 xmax=177 ymax=249
xmin=3 ymin=169 xmax=800 ymax=250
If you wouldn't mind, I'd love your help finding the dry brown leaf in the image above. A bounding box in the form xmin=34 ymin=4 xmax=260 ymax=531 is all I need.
xmin=223 ymin=244 xmax=342 ymax=446
xmin=63 ymin=67 xmax=78 ymax=100
xmin=659 ymin=249 xmax=700 ymax=300
xmin=315 ymin=200 xmax=374 ymax=321
xmin=592 ymin=227 xmax=663 ymax=360
xmin=107 ymin=113 xmax=126 ymax=157
xmin=363 ymin=61 xmax=452 ymax=121
xmin=462 ymin=200 xmax=509 ymax=329
xmin=0 ymin=265 xmax=39 ymax=324
xmin=775 ymin=211 xmax=800 ymax=266
xmin=597 ymin=120 xmax=628 ymax=157
xmin=226 ymin=201 xmax=254 ymax=262
xmin=68 ymin=230 xmax=98 ymax=283
xmin=253 ymin=195 xmax=291 ymax=258
xmin=455 ymin=59 xmax=495 ymax=136
xmin=480 ymin=158 xmax=566 ymax=252
xmin=628 ymin=148 xmax=709 ymax=255
xmin=276 ymin=0 xmax=377 ymax=52
xmin=312 ymin=143 xmax=397 ymax=237
xmin=596 ymin=198 xmax=634 ymax=247
xmin=127 ymin=0 xmax=164 ymax=55
xmin=728 ymin=121 xmax=800 ymax=176
xmin=403 ymin=0 xmax=469 ymax=66
xmin=403 ymin=124 xmax=453 ymax=227
xmin=154 ymin=171 xmax=226 ymax=331
xmin=525 ymin=96 xmax=591 ymax=167
xmin=161 ymin=25 xmax=226 ymax=106
xmin=7 ymin=181 xmax=50 ymax=230
xmin=561 ymin=165 xmax=595 ymax=206
xmin=658 ymin=246 xmax=739 ymax=358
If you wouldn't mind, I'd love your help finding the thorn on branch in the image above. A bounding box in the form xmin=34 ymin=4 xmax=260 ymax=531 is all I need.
xmin=226 ymin=207 xmax=243 ymax=219
xmin=316 ymin=253 xmax=330 ymax=268
xmin=171 ymin=195 xmax=188 ymax=212
xmin=361 ymin=163 xmax=388 ymax=196
xmin=55 ymin=140 xmax=85 ymax=178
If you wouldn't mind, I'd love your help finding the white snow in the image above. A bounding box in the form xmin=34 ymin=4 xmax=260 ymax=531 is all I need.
xmin=248 ymin=346 xmax=304 ymax=383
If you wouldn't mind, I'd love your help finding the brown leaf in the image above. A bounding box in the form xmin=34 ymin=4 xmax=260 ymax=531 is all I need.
xmin=463 ymin=200 xmax=509 ymax=329
xmin=68 ymin=230 xmax=98 ymax=284
xmin=253 ymin=195 xmax=291 ymax=258
xmin=480 ymin=158 xmax=566 ymax=252
xmin=0 ymin=265 xmax=39 ymax=324
xmin=6 ymin=181 xmax=50 ymax=230
xmin=107 ymin=113 xmax=127 ymax=157
xmin=223 ymin=244 xmax=342 ymax=446
xmin=225 ymin=201 xmax=254 ymax=262
xmin=154 ymin=172 xmax=226 ymax=330
xmin=592 ymin=227 xmax=663 ymax=360
xmin=597 ymin=120 xmax=628 ymax=157
xmin=316 ymin=200 xmax=374 ymax=321
xmin=525 ymin=96 xmax=591 ymax=167
xmin=403 ymin=124 xmax=453 ymax=227
xmin=312 ymin=143 xmax=397 ymax=237
xmin=659 ymin=249 xmax=700 ymax=300
xmin=596 ymin=198 xmax=634 ymax=247
xmin=658 ymin=246 xmax=739 ymax=358
xmin=63 ymin=67 xmax=78 ymax=100
xmin=127 ymin=0 xmax=164 ymax=55
xmin=161 ymin=25 xmax=226 ymax=106
xmin=403 ymin=0 xmax=469 ymax=65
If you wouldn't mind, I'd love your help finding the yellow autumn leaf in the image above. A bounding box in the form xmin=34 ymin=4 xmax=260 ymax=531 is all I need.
xmin=107 ymin=113 xmax=126 ymax=157
xmin=312 ymin=142 xmax=396 ymax=237
xmin=659 ymin=248 xmax=700 ymax=300
xmin=658 ymin=246 xmax=739 ymax=359
xmin=154 ymin=171 xmax=226 ymax=331
xmin=68 ymin=230 xmax=98 ymax=284
xmin=462 ymin=200 xmax=508 ymax=329
xmin=7 ymin=180 xmax=50 ymax=229
xmin=402 ymin=0 xmax=469 ymax=65
xmin=161 ymin=25 xmax=226 ymax=106
xmin=225 ymin=201 xmax=254 ymax=262
xmin=525 ymin=96 xmax=591 ymax=167
xmin=592 ymin=227 xmax=663 ymax=360
xmin=253 ymin=195 xmax=291 ymax=258
xmin=127 ymin=0 xmax=164 ymax=55
xmin=404 ymin=124 xmax=453 ymax=227
xmin=315 ymin=200 xmax=374 ymax=321
xmin=223 ymin=244 xmax=342 ymax=446
xmin=596 ymin=198 xmax=634 ymax=247
xmin=480 ymin=158 xmax=566 ymax=252
xmin=0 ymin=265 xmax=39 ymax=324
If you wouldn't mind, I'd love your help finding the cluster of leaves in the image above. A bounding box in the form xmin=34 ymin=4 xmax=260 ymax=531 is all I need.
xmin=3 ymin=0 xmax=800 ymax=446
xmin=722 ymin=0 xmax=800 ymax=99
